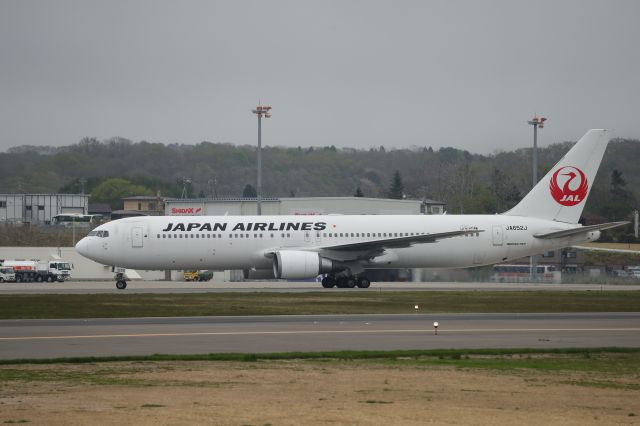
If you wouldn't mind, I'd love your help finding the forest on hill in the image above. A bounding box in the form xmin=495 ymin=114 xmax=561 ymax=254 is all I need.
xmin=1 ymin=136 xmax=639 ymax=230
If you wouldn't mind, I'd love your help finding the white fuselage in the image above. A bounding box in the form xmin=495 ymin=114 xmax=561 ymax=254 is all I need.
xmin=75 ymin=214 xmax=599 ymax=271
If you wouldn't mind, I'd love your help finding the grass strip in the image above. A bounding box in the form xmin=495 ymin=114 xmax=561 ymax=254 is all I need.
xmin=1 ymin=291 xmax=639 ymax=319
xmin=1 ymin=347 xmax=639 ymax=366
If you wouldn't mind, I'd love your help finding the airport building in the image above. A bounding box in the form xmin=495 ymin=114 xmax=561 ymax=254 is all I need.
xmin=0 ymin=193 xmax=89 ymax=225
xmin=163 ymin=196 xmax=446 ymax=217
xmin=110 ymin=195 xmax=165 ymax=220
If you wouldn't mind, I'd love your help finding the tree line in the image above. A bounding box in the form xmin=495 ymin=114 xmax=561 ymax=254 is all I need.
xmin=1 ymin=136 xmax=639 ymax=232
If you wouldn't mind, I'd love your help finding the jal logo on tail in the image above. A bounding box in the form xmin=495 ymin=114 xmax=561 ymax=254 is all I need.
xmin=549 ymin=166 xmax=588 ymax=206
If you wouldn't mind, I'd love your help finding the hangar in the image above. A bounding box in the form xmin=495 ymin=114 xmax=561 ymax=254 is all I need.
xmin=0 ymin=193 xmax=89 ymax=225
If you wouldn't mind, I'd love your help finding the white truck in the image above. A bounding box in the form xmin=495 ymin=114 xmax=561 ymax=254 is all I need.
xmin=0 ymin=266 xmax=16 ymax=282
xmin=0 ymin=260 xmax=72 ymax=283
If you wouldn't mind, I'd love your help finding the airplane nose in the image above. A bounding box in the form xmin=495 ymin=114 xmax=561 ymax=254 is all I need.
xmin=75 ymin=238 xmax=90 ymax=258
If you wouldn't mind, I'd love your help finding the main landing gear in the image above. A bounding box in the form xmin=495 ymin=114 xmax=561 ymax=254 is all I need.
xmin=321 ymin=274 xmax=371 ymax=289
xmin=115 ymin=272 xmax=127 ymax=290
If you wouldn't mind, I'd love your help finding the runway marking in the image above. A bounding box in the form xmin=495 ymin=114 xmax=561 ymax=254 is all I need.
xmin=1 ymin=328 xmax=639 ymax=341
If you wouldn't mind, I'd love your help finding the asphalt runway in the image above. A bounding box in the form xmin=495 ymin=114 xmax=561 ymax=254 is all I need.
xmin=1 ymin=313 xmax=638 ymax=360
xmin=2 ymin=280 xmax=640 ymax=294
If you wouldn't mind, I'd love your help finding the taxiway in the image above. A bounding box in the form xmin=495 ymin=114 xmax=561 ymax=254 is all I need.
xmin=2 ymin=280 xmax=640 ymax=294
xmin=1 ymin=312 xmax=638 ymax=360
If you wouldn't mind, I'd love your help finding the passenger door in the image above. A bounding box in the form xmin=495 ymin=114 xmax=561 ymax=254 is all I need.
xmin=492 ymin=225 xmax=503 ymax=246
xmin=131 ymin=226 xmax=144 ymax=248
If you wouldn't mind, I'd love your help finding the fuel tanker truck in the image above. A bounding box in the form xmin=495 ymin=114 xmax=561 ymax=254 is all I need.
xmin=0 ymin=259 xmax=72 ymax=282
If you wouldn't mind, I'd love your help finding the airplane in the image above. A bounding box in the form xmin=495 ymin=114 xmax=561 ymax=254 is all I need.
xmin=75 ymin=129 xmax=628 ymax=290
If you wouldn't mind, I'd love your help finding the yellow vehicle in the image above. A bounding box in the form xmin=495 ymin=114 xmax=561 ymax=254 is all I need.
xmin=183 ymin=271 xmax=199 ymax=281
xmin=184 ymin=270 xmax=214 ymax=282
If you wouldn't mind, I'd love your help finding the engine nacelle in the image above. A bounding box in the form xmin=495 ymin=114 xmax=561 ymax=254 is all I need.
xmin=272 ymin=250 xmax=338 ymax=279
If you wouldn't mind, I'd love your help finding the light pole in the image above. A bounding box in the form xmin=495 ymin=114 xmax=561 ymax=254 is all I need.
xmin=527 ymin=115 xmax=547 ymax=281
xmin=252 ymin=104 xmax=272 ymax=215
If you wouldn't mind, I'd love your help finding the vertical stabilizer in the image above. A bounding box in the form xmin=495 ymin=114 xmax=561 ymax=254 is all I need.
xmin=504 ymin=129 xmax=610 ymax=224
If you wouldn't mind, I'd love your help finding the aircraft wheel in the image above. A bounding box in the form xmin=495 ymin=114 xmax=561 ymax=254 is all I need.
xmin=344 ymin=277 xmax=356 ymax=288
xmin=321 ymin=276 xmax=335 ymax=288
xmin=116 ymin=280 xmax=127 ymax=290
xmin=356 ymin=277 xmax=371 ymax=288
xmin=335 ymin=277 xmax=347 ymax=288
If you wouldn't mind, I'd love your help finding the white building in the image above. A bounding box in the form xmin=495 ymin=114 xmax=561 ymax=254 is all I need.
xmin=0 ymin=194 xmax=89 ymax=224
xmin=164 ymin=196 xmax=445 ymax=217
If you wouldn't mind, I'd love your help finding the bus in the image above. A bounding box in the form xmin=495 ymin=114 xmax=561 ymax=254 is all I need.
xmin=51 ymin=214 xmax=104 ymax=227
xmin=491 ymin=264 xmax=561 ymax=284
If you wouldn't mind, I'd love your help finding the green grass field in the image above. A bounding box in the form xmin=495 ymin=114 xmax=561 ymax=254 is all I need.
xmin=1 ymin=348 xmax=639 ymax=378
xmin=0 ymin=290 xmax=638 ymax=319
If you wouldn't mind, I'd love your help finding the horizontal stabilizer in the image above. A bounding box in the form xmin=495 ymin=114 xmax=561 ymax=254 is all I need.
xmin=572 ymin=245 xmax=640 ymax=254
xmin=534 ymin=221 xmax=629 ymax=239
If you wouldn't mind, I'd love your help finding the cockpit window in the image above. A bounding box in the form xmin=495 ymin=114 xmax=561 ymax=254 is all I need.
xmin=88 ymin=230 xmax=109 ymax=238
xmin=88 ymin=231 xmax=98 ymax=236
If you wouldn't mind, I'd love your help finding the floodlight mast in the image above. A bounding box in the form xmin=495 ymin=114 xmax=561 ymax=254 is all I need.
xmin=252 ymin=105 xmax=272 ymax=215
xmin=527 ymin=115 xmax=547 ymax=281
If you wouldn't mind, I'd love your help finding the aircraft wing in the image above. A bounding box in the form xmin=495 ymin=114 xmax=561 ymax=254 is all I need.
xmin=260 ymin=229 xmax=480 ymax=263
xmin=320 ymin=229 xmax=481 ymax=251
xmin=533 ymin=222 xmax=628 ymax=239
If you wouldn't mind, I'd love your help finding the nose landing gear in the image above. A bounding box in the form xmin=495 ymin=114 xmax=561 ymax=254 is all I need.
xmin=115 ymin=272 xmax=127 ymax=290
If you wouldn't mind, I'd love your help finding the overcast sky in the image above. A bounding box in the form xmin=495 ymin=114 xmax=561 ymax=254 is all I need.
xmin=1 ymin=0 xmax=639 ymax=154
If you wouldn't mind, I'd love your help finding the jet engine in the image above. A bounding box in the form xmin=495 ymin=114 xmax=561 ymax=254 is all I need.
xmin=272 ymin=250 xmax=341 ymax=279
